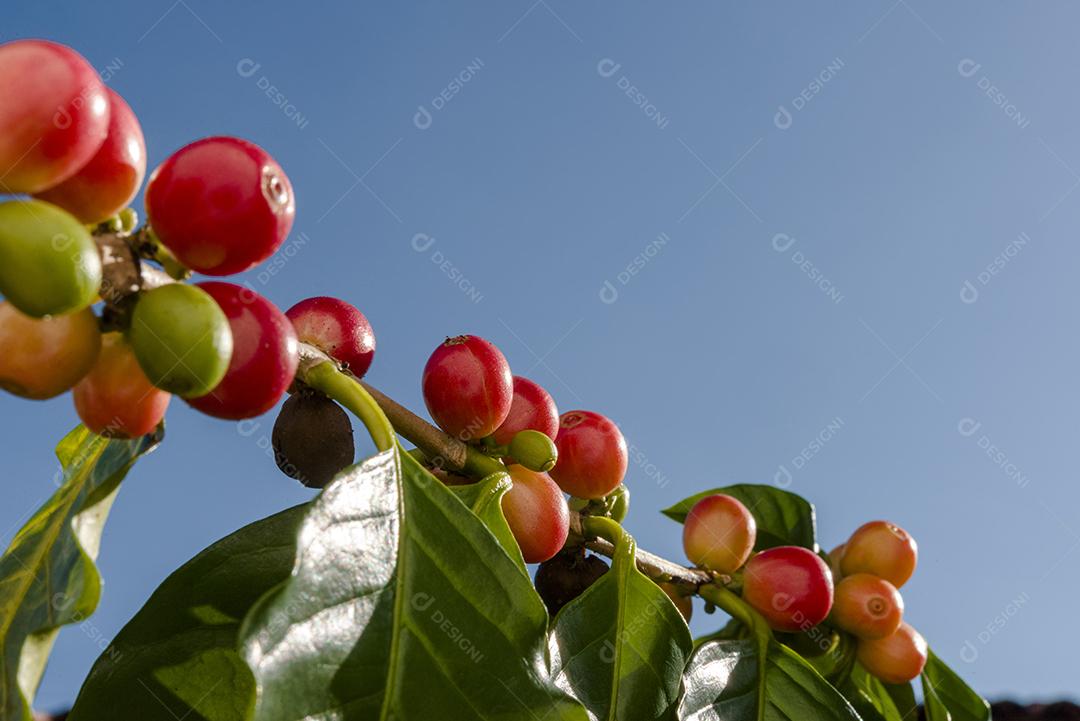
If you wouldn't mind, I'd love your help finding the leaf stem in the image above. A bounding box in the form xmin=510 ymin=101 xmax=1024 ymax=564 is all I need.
xmin=581 ymin=515 xmax=626 ymax=546
xmin=699 ymin=584 xmax=771 ymax=720
xmin=299 ymin=358 xmax=395 ymax=453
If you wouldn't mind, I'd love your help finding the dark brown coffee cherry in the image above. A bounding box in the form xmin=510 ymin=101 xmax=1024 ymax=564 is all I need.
xmin=534 ymin=549 xmax=609 ymax=617
xmin=272 ymin=390 xmax=355 ymax=488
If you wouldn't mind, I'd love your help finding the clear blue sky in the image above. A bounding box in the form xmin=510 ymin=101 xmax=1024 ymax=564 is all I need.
xmin=2 ymin=0 xmax=1073 ymax=709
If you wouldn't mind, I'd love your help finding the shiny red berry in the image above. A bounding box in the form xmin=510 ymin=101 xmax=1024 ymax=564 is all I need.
xmin=421 ymin=335 xmax=512 ymax=440
xmin=37 ymin=88 xmax=146 ymax=223
xmin=145 ymin=136 xmax=294 ymax=275
xmin=73 ymin=333 xmax=170 ymax=438
xmin=742 ymin=546 xmax=834 ymax=633
xmin=0 ymin=40 xmax=110 ymax=193
xmin=491 ymin=376 xmax=559 ymax=447
xmin=186 ymin=283 xmax=299 ymax=419
xmin=548 ymin=410 xmax=628 ymax=499
xmin=502 ymin=465 xmax=569 ymax=564
xmin=285 ymin=296 xmax=375 ymax=377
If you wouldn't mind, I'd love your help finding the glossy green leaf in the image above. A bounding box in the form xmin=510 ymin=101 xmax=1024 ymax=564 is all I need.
xmin=449 ymin=472 xmax=525 ymax=572
xmin=0 ymin=425 xmax=161 ymax=721
xmin=662 ymin=484 xmax=817 ymax=551
xmin=67 ymin=505 xmax=306 ymax=721
xmin=679 ymin=639 xmax=863 ymax=721
xmin=840 ymin=664 xmax=916 ymax=721
xmin=921 ymin=650 xmax=989 ymax=721
xmin=922 ymin=675 xmax=952 ymax=721
xmin=241 ymin=449 xmax=586 ymax=720
xmin=547 ymin=526 xmax=692 ymax=720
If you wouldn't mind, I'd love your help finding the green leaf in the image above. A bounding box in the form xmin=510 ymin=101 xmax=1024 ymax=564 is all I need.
xmin=921 ymin=650 xmax=989 ymax=721
xmin=68 ymin=504 xmax=306 ymax=721
xmin=449 ymin=472 xmax=525 ymax=572
xmin=662 ymin=484 xmax=817 ymax=551
xmin=679 ymin=639 xmax=864 ymax=721
xmin=547 ymin=525 xmax=692 ymax=720
xmin=0 ymin=425 xmax=161 ymax=721
xmin=841 ymin=664 xmax=917 ymax=721
xmin=241 ymin=448 xmax=586 ymax=720
xmin=922 ymin=675 xmax=952 ymax=721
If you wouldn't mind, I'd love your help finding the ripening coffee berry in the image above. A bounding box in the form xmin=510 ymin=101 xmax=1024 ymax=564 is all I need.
xmin=36 ymin=89 xmax=146 ymax=224
xmin=828 ymin=543 xmax=846 ymax=581
xmin=0 ymin=302 xmax=100 ymax=399
xmin=832 ymin=573 xmax=904 ymax=640
xmin=682 ymin=494 xmax=757 ymax=574
xmin=548 ymin=410 xmax=628 ymax=499
xmin=492 ymin=376 xmax=559 ymax=447
xmin=535 ymin=551 xmax=609 ymax=616
xmin=659 ymin=582 xmax=693 ymax=623
xmin=422 ymin=335 xmax=513 ymax=440
xmin=841 ymin=521 xmax=918 ymax=589
xmin=502 ymin=465 xmax=570 ymax=564
xmin=272 ymin=391 xmax=355 ymax=488
xmin=128 ymin=284 xmax=233 ymax=397
xmin=0 ymin=200 xmax=102 ymax=317
xmin=285 ymin=296 xmax=375 ymax=377
xmin=856 ymin=622 xmax=928 ymax=684
xmin=145 ymin=136 xmax=295 ymax=275
xmin=0 ymin=40 xmax=110 ymax=193
xmin=73 ymin=333 xmax=170 ymax=438
xmin=508 ymin=430 xmax=558 ymax=473
xmin=742 ymin=546 xmax=834 ymax=633
xmin=186 ymin=283 xmax=298 ymax=419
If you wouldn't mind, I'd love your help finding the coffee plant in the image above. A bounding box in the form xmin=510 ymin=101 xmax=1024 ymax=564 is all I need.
xmin=0 ymin=38 xmax=991 ymax=721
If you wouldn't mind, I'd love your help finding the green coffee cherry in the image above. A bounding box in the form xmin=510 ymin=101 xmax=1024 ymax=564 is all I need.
xmin=508 ymin=429 xmax=558 ymax=472
xmin=129 ymin=283 xmax=232 ymax=397
xmin=606 ymin=484 xmax=630 ymax=523
xmin=0 ymin=200 xmax=102 ymax=317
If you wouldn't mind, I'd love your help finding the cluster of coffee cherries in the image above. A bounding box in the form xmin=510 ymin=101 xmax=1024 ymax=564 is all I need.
xmin=682 ymin=494 xmax=927 ymax=684
xmin=0 ymin=39 xmax=378 ymax=439
xmin=418 ymin=334 xmax=630 ymax=564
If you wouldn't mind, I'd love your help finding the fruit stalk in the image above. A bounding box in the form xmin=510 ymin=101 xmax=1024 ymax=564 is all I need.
xmin=87 ymin=228 xmax=717 ymax=590
xmin=96 ymin=230 xmax=173 ymax=306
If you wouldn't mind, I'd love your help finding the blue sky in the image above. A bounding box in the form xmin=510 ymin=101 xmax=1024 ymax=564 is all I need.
xmin=3 ymin=0 xmax=1075 ymax=709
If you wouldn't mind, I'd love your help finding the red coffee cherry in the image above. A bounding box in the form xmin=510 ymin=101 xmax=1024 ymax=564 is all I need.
xmin=73 ymin=333 xmax=170 ymax=438
xmin=841 ymin=521 xmax=918 ymax=589
xmin=145 ymin=136 xmax=295 ymax=275
xmin=285 ymin=296 xmax=375 ymax=378
xmin=742 ymin=546 xmax=834 ymax=633
xmin=856 ymin=622 xmax=928 ymax=684
xmin=0 ymin=39 xmax=110 ymax=193
xmin=186 ymin=283 xmax=299 ymax=419
xmin=36 ymin=89 xmax=146 ymax=223
xmin=491 ymin=376 xmax=559 ymax=447
xmin=548 ymin=410 xmax=628 ymax=499
xmin=0 ymin=302 xmax=100 ymax=399
xmin=421 ymin=335 xmax=512 ymax=440
xmin=682 ymin=494 xmax=757 ymax=574
xmin=502 ymin=465 xmax=569 ymax=564
xmin=832 ymin=573 xmax=904 ymax=640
